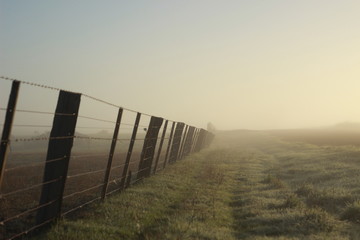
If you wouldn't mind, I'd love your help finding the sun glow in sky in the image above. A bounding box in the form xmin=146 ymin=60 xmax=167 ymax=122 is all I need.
xmin=1 ymin=0 xmax=360 ymax=130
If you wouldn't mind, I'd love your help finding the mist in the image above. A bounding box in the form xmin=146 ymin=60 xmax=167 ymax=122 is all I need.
xmin=3 ymin=2 xmax=360 ymax=239
xmin=1 ymin=1 xmax=360 ymax=131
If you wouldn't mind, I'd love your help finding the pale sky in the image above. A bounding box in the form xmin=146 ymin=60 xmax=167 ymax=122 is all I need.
xmin=1 ymin=1 xmax=360 ymax=130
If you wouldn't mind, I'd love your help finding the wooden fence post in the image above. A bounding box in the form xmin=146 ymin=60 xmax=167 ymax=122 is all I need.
xmin=194 ymin=129 xmax=206 ymax=152
xmin=137 ymin=116 xmax=163 ymax=180
xmin=0 ymin=81 xmax=20 ymax=190
xmin=163 ymin=121 xmax=175 ymax=169
xmin=202 ymin=131 xmax=210 ymax=149
xmin=119 ymin=112 xmax=141 ymax=190
xmin=190 ymin=128 xmax=199 ymax=154
xmin=169 ymin=122 xmax=184 ymax=163
xmin=182 ymin=126 xmax=195 ymax=157
xmin=178 ymin=125 xmax=189 ymax=160
xmin=191 ymin=127 xmax=198 ymax=153
xmin=153 ymin=120 xmax=168 ymax=174
xmin=101 ymin=108 xmax=123 ymax=200
xmin=200 ymin=130 xmax=209 ymax=150
xmin=36 ymin=90 xmax=81 ymax=225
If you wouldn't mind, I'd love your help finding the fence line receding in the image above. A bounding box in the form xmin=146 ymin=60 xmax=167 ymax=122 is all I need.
xmin=0 ymin=76 xmax=215 ymax=240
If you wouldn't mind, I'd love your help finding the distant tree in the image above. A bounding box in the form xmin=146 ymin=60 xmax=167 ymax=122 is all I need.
xmin=207 ymin=122 xmax=216 ymax=132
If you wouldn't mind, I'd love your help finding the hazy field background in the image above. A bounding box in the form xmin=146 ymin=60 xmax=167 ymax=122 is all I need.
xmin=32 ymin=128 xmax=360 ymax=239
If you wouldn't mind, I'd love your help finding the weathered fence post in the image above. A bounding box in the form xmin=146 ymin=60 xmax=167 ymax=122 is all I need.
xmin=191 ymin=128 xmax=198 ymax=153
xmin=101 ymin=108 xmax=123 ymax=200
xmin=36 ymin=90 xmax=81 ymax=225
xmin=0 ymin=81 xmax=20 ymax=190
xmin=194 ymin=129 xmax=206 ymax=152
xmin=137 ymin=116 xmax=163 ymax=180
xmin=190 ymin=128 xmax=199 ymax=154
xmin=182 ymin=126 xmax=195 ymax=157
xmin=163 ymin=121 xmax=175 ymax=169
xmin=169 ymin=122 xmax=184 ymax=163
xmin=201 ymin=130 xmax=210 ymax=150
xmin=201 ymin=129 xmax=207 ymax=151
xmin=153 ymin=120 xmax=168 ymax=174
xmin=119 ymin=112 xmax=141 ymax=190
xmin=178 ymin=125 xmax=189 ymax=160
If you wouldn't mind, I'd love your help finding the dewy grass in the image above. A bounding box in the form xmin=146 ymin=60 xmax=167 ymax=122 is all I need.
xmin=263 ymin=174 xmax=286 ymax=189
xmin=36 ymin=130 xmax=360 ymax=239
xmin=37 ymin=149 xmax=238 ymax=240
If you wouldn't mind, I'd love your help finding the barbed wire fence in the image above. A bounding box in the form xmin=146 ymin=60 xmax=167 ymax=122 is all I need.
xmin=0 ymin=76 xmax=215 ymax=240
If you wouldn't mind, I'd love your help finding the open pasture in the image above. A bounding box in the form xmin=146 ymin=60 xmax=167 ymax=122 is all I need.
xmin=267 ymin=128 xmax=360 ymax=147
xmin=36 ymin=130 xmax=360 ymax=239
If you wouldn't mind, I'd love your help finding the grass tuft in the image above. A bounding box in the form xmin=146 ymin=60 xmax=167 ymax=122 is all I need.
xmin=302 ymin=207 xmax=336 ymax=233
xmin=282 ymin=194 xmax=302 ymax=209
xmin=263 ymin=174 xmax=286 ymax=189
xmin=295 ymin=184 xmax=315 ymax=197
xmin=296 ymin=185 xmax=353 ymax=214
xmin=341 ymin=200 xmax=360 ymax=223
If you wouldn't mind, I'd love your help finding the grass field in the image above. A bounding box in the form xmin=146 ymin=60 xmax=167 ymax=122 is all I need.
xmin=33 ymin=129 xmax=360 ymax=239
xmin=0 ymin=141 xmax=167 ymax=239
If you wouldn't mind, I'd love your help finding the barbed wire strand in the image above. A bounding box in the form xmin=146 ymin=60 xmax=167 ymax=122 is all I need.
xmin=63 ymin=183 xmax=105 ymax=200
xmin=71 ymin=153 xmax=108 ymax=159
xmin=0 ymin=198 xmax=59 ymax=225
xmin=74 ymin=136 xmax=165 ymax=141
xmin=67 ymin=169 xmax=106 ymax=179
xmin=5 ymin=156 xmax=66 ymax=172
xmin=6 ymin=217 xmax=55 ymax=240
xmin=0 ymin=76 xmax=170 ymax=120
xmin=105 ymin=177 xmax=128 ymax=196
xmin=109 ymin=164 xmax=126 ymax=171
xmin=130 ymin=165 xmax=152 ymax=177
xmin=76 ymin=126 xmax=115 ymax=129
xmin=110 ymin=160 xmax=138 ymax=170
xmin=0 ymin=177 xmax=62 ymax=198
xmin=121 ymin=122 xmax=138 ymax=127
xmin=1 ymin=124 xmax=53 ymax=128
xmin=61 ymin=196 xmax=101 ymax=217
xmin=131 ymin=176 xmax=145 ymax=185
xmin=75 ymin=136 xmax=113 ymax=141
xmin=9 ymin=136 xmax=75 ymax=142
xmin=78 ymin=115 xmax=116 ymax=124
xmin=0 ymin=108 xmax=75 ymax=116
